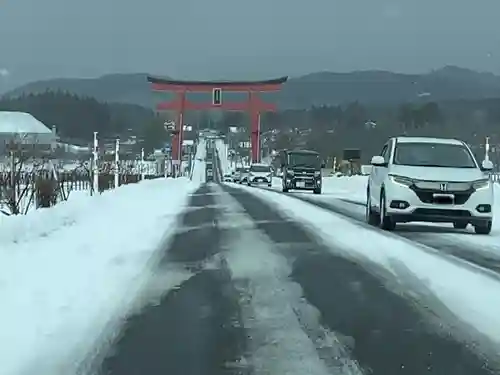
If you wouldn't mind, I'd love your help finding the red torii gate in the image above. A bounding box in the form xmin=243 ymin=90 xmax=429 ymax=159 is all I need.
xmin=147 ymin=76 xmax=287 ymax=168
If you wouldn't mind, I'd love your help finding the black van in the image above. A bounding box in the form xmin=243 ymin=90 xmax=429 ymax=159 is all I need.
xmin=281 ymin=149 xmax=324 ymax=194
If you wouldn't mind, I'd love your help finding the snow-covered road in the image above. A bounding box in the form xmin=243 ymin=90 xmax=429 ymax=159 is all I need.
xmin=1 ymin=138 xmax=500 ymax=375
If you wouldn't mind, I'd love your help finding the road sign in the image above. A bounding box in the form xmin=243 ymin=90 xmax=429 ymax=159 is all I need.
xmin=213 ymin=88 xmax=222 ymax=105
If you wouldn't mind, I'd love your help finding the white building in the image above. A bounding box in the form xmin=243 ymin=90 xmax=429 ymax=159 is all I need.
xmin=0 ymin=111 xmax=56 ymax=154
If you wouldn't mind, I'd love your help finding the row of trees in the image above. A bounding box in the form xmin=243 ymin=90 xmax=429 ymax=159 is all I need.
xmin=212 ymin=100 xmax=499 ymax=161
xmin=1 ymin=91 xmax=500 ymax=162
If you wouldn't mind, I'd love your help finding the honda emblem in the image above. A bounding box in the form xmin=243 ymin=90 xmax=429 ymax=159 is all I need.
xmin=440 ymin=183 xmax=448 ymax=191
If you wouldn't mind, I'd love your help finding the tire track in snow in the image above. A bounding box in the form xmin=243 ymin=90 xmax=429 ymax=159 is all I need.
xmin=213 ymin=184 xmax=358 ymax=375
xmin=224 ymin=185 xmax=494 ymax=375
xmin=96 ymin=184 xmax=247 ymax=375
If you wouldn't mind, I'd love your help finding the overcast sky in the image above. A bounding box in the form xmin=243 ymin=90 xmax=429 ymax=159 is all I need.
xmin=1 ymin=0 xmax=500 ymax=90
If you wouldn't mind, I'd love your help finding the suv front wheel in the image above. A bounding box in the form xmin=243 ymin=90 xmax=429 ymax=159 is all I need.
xmin=474 ymin=220 xmax=492 ymax=235
xmin=379 ymin=193 xmax=396 ymax=231
xmin=366 ymin=192 xmax=379 ymax=226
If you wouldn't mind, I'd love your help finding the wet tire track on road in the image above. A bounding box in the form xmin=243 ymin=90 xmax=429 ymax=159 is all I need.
xmin=223 ymin=184 xmax=495 ymax=375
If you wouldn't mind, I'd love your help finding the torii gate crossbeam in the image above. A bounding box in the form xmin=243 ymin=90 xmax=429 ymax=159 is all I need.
xmin=147 ymin=76 xmax=287 ymax=174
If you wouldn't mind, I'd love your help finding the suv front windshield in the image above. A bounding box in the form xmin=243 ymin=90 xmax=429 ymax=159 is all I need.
xmin=393 ymin=143 xmax=477 ymax=168
xmin=250 ymin=165 xmax=271 ymax=173
xmin=288 ymin=153 xmax=320 ymax=168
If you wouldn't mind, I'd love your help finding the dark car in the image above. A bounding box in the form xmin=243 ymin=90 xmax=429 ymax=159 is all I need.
xmin=281 ymin=149 xmax=324 ymax=194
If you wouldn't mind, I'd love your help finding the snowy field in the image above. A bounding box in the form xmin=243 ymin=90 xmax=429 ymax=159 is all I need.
xmin=0 ymin=140 xmax=207 ymax=375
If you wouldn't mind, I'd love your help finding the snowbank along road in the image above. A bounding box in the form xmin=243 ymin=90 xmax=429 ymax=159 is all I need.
xmin=4 ymin=138 xmax=500 ymax=375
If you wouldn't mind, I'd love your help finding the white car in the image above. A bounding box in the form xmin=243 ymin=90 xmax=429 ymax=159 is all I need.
xmin=238 ymin=167 xmax=250 ymax=184
xmin=232 ymin=168 xmax=242 ymax=182
xmin=247 ymin=163 xmax=273 ymax=187
xmin=366 ymin=136 xmax=494 ymax=234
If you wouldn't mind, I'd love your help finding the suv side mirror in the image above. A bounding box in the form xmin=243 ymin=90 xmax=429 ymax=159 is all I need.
xmin=481 ymin=159 xmax=493 ymax=171
xmin=371 ymin=155 xmax=387 ymax=167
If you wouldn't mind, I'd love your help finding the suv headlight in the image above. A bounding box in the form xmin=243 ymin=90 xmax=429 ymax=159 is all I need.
xmin=472 ymin=178 xmax=490 ymax=190
xmin=287 ymin=170 xmax=295 ymax=176
xmin=314 ymin=171 xmax=321 ymax=177
xmin=389 ymin=174 xmax=414 ymax=187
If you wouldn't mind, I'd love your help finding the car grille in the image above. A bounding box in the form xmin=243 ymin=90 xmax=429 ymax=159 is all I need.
xmin=290 ymin=170 xmax=316 ymax=179
xmin=296 ymin=172 xmax=315 ymax=177
xmin=413 ymin=181 xmax=471 ymax=191
xmin=413 ymin=208 xmax=471 ymax=217
xmin=252 ymin=177 xmax=269 ymax=182
xmin=410 ymin=186 xmax=473 ymax=205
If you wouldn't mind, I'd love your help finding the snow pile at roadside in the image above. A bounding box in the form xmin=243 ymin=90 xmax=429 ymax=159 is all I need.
xmin=269 ymin=175 xmax=368 ymax=202
xmin=0 ymin=177 xmax=200 ymax=375
xmin=191 ymin=138 xmax=207 ymax=183
xmin=322 ymin=175 xmax=367 ymax=203
xmin=0 ymin=189 xmax=106 ymax=245
xmin=215 ymin=138 xmax=230 ymax=174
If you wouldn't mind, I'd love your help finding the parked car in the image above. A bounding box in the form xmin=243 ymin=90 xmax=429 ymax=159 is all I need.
xmin=366 ymin=136 xmax=494 ymax=234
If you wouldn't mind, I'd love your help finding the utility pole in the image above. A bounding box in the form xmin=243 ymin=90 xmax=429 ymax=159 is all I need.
xmin=114 ymin=138 xmax=120 ymax=189
xmin=92 ymin=132 xmax=99 ymax=194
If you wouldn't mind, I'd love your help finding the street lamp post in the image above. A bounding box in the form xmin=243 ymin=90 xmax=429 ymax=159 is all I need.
xmin=485 ymin=136 xmax=490 ymax=162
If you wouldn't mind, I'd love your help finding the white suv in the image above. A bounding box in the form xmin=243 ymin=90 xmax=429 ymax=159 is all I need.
xmin=366 ymin=137 xmax=494 ymax=234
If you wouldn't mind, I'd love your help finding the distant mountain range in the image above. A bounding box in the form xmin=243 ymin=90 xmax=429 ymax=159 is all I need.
xmin=4 ymin=66 xmax=500 ymax=109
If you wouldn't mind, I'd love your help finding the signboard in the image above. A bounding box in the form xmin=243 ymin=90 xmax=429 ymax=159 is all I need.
xmin=164 ymin=121 xmax=175 ymax=131
xmin=343 ymin=149 xmax=361 ymax=160
xmin=213 ymin=88 xmax=222 ymax=105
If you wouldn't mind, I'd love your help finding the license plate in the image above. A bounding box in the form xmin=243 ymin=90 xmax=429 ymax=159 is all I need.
xmin=433 ymin=193 xmax=454 ymax=204
xmin=296 ymin=181 xmax=305 ymax=188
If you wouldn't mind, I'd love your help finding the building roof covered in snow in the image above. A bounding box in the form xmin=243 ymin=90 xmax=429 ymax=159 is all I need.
xmin=0 ymin=112 xmax=52 ymax=135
